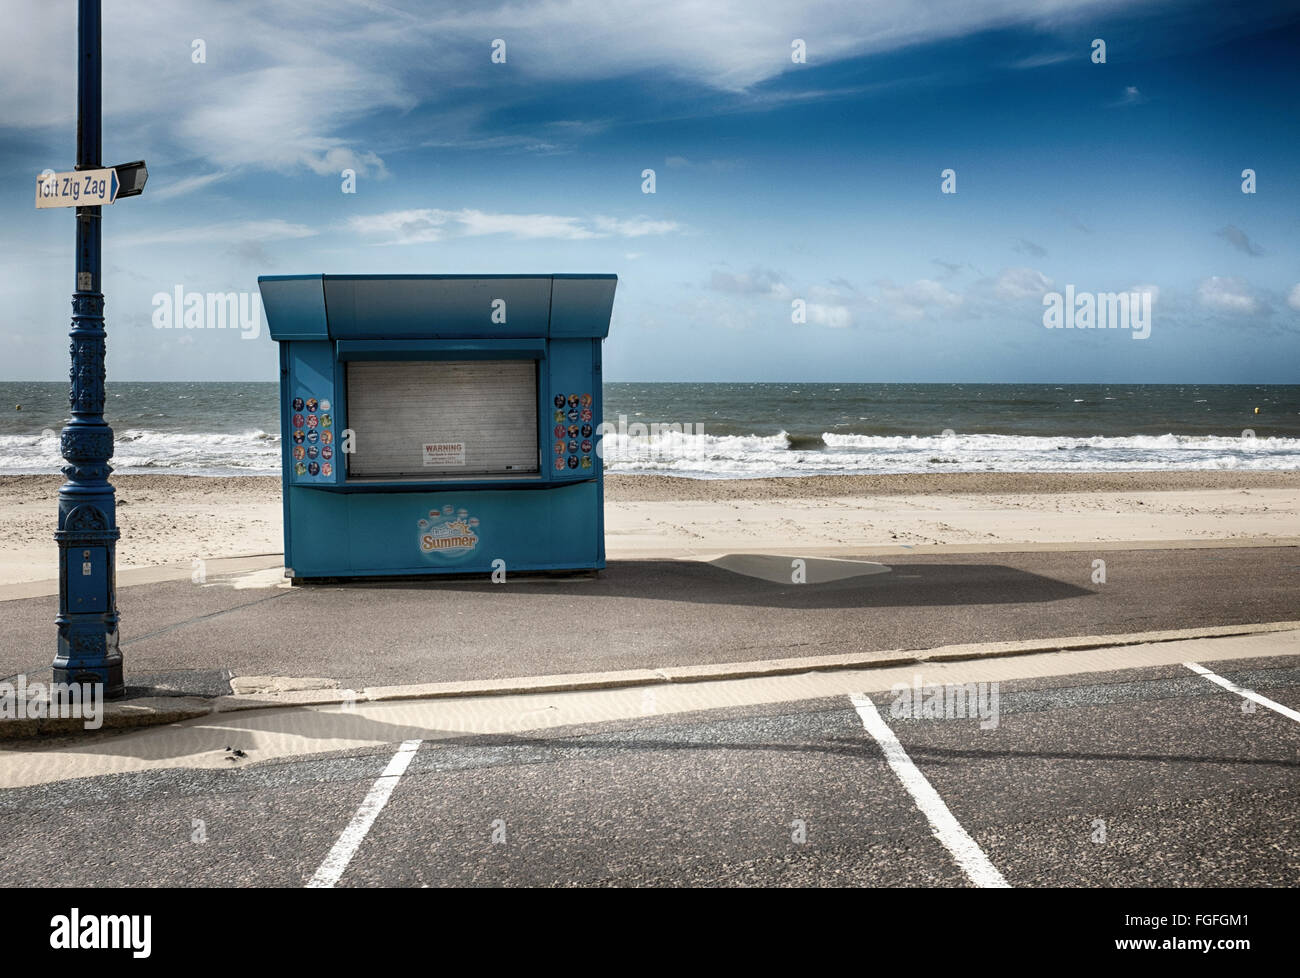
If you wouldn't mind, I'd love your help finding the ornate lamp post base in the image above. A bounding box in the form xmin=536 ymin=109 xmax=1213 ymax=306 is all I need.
xmin=54 ymin=289 xmax=124 ymax=698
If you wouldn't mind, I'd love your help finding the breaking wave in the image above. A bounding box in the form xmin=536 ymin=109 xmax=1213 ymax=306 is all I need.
xmin=602 ymin=429 xmax=1300 ymax=478
xmin=2 ymin=427 xmax=1296 ymax=479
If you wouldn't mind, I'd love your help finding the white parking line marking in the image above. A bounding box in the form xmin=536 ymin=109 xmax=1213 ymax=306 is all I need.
xmin=307 ymin=739 xmax=423 ymax=888
xmin=849 ymin=693 xmax=1010 ymax=888
xmin=1183 ymin=662 xmax=1300 ymax=723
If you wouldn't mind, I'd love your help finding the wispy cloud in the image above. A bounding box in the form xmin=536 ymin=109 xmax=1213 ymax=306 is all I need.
xmin=1216 ymin=225 xmax=1264 ymax=256
xmin=413 ymin=0 xmax=1163 ymax=93
xmin=805 ymin=303 xmax=852 ymax=327
xmin=178 ymin=63 xmax=401 ymax=177
xmin=664 ymin=155 xmax=739 ymax=171
xmin=994 ymin=267 xmax=1053 ymax=300
xmin=2 ymin=3 xmax=414 ymax=184
xmin=874 ymin=278 xmax=962 ymax=321
xmin=0 ymin=0 xmax=1180 ymax=182
xmin=708 ymin=266 xmax=789 ymax=297
xmin=1111 ymin=85 xmax=1149 ymax=107
xmin=1197 ymin=276 xmax=1261 ymax=314
xmin=115 ymin=219 xmax=318 ymax=247
xmin=149 ymin=171 xmax=232 ymax=202
xmin=1008 ymin=52 xmax=1074 ymax=69
xmin=591 ymin=216 xmax=682 ymax=237
xmin=1056 ymin=209 xmax=1093 ymax=233
xmin=346 ymin=208 xmax=681 ymax=245
xmin=227 ymin=240 xmax=278 ymax=268
xmin=931 ymin=259 xmax=969 ymax=280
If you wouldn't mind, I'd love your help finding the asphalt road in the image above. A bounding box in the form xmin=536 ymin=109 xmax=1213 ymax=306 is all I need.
xmin=1 ymin=547 xmax=1297 ymax=693
xmin=1 ymin=652 xmax=1296 ymax=887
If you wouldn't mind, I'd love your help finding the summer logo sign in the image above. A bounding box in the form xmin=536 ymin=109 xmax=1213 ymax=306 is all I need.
xmin=418 ymin=505 xmax=481 ymax=562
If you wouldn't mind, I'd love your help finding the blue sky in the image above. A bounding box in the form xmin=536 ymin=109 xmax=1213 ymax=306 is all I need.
xmin=2 ymin=0 xmax=1297 ymax=382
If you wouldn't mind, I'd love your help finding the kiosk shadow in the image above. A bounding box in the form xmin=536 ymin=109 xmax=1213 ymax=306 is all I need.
xmin=316 ymin=557 xmax=1094 ymax=610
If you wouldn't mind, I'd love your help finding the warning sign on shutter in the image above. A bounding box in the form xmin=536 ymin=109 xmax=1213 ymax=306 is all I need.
xmin=422 ymin=442 xmax=466 ymax=467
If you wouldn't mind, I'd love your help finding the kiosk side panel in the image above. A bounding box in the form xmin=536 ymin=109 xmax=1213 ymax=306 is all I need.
xmin=281 ymin=339 xmax=341 ymax=574
xmin=546 ymin=338 xmax=600 ymax=480
xmin=284 ymin=341 xmax=339 ymax=487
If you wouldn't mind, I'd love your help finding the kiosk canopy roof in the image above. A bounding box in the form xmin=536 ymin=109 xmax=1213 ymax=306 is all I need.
xmin=259 ymin=274 xmax=616 ymax=342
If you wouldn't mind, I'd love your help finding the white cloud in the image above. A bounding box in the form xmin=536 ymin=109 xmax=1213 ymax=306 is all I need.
xmin=346 ymin=209 xmax=448 ymax=244
xmin=683 ymin=295 xmax=751 ymax=330
xmin=1112 ymin=85 xmax=1149 ymax=106
xmin=114 ymin=219 xmax=318 ymax=247
xmin=709 ymin=267 xmax=788 ymax=297
xmin=705 ymin=271 xmax=847 ymax=324
xmin=416 ymin=0 xmax=1158 ymax=92
xmin=1287 ymin=284 xmax=1300 ymax=311
xmin=148 ymin=171 xmax=232 ymax=202
xmin=1129 ymin=283 xmax=1160 ymax=305
xmin=1009 ymin=52 xmax=1073 ymax=69
xmin=1197 ymin=276 xmax=1259 ymax=314
xmin=454 ymin=210 xmax=597 ymax=240
xmin=2 ymin=2 xmax=413 ymax=180
xmin=806 ymin=303 xmax=852 ymax=328
xmin=591 ymin=216 xmax=682 ymax=237
xmin=994 ymin=267 xmax=1053 ymax=300
xmin=875 ymin=278 xmax=961 ymax=321
xmin=904 ymin=279 xmax=963 ymax=307
xmin=176 ymin=63 xmax=403 ymax=177
xmin=347 ymin=208 xmax=681 ymax=245
xmin=706 ymin=268 xmax=1159 ymax=332
xmin=0 ymin=0 xmax=1173 ymax=185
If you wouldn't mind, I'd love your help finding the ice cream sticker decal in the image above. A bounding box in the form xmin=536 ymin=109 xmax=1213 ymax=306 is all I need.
xmin=288 ymin=392 xmax=332 ymax=481
xmin=418 ymin=505 xmax=481 ymax=560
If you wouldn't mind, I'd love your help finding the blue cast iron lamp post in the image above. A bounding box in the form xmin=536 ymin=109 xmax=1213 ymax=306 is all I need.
xmin=43 ymin=0 xmax=147 ymax=697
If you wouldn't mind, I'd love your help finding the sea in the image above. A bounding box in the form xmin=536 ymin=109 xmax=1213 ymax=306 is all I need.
xmin=1 ymin=381 xmax=1297 ymax=479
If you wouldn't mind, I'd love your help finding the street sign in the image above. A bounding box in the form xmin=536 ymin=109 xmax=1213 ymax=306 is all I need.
xmin=35 ymin=166 xmax=119 ymax=208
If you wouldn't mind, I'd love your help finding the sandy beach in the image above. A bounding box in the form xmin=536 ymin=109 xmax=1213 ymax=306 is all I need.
xmin=0 ymin=470 xmax=1295 ymax=589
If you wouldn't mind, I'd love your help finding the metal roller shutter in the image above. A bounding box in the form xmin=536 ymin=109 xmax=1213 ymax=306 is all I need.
xmin=346 ymin=360 xmax=539 ymax=478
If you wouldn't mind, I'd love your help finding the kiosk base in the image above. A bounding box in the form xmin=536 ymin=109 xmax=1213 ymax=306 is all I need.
xmin=283 ymin=481 xmax=606 ymax=579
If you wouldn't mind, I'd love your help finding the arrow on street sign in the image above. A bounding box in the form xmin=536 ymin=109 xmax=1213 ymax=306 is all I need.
xmin=111 ymin=160 xmax=148 ymax=198
xmin=36 ymin=161 xmax=146 ymax=209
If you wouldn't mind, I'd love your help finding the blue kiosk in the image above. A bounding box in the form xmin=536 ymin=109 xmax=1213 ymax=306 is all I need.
xmin=259 ymin=274 xmax=616 ymax=581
